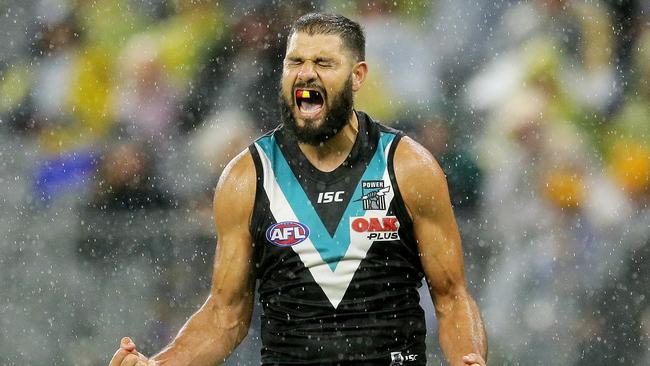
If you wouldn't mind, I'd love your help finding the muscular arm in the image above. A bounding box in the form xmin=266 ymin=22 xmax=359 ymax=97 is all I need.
xmin=151 ymin=150 xmax=257 ymax=365
xmin=394 ymin=137 xmax=487 ymax=365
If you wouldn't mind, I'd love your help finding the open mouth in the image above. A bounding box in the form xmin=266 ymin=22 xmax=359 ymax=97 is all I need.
xmin=295 ymin=88 xmax=325 ymax=116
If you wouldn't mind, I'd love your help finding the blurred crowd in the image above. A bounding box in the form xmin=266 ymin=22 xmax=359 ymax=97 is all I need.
xmin=0 ymin=0 xmax=649 ymax=365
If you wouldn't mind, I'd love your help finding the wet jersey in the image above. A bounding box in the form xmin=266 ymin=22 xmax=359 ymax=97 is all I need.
xmin=248 ymin=111 xmax=427 ymax=365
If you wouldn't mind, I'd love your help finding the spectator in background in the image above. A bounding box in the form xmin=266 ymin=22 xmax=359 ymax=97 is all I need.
xmin=111 ymin=0 xmax=228 ymax=137
xmin=578 ymin=175 xmax=650 ymax=364
xmin=352 ymin=0 xmax=436 ymax=123
xmin=606 ymin=0 xmax=644 ymax=112
xmin=478 ymin=84 xmax=610 ymax=364
xmin=465 ymin=0 xmax=619 ymax=123
xmin=1 ymin=7 xmax=82 ymax=133
xmin=572 ymin=112 xmax=650 ymax=364
xmin=90 ymin=142 xmax=172 ymax=211
xmin=114 ymin=37 xmax=182 ymax=148
xmin=610 ymin=28 xmax=650 ymax=148
xmin=185 ymin=109 xmax=255 ymax=220
xmin=179 ymin=1 xmax=317 ymax=133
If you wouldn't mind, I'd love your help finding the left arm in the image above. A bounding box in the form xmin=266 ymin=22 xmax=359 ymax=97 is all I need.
xmin=394 ymin=137 xmax=487 ymax=366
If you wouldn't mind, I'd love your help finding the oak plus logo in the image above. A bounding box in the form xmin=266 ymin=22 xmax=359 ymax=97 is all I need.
xmin=350 ymin=216 xmax=400 ymax=241
xmin=356 ymin=180 xmax=390 ymax=210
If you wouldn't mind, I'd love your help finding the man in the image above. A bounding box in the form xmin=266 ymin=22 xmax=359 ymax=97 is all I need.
xmin=109 ymin=13 xmax=487 ymax=366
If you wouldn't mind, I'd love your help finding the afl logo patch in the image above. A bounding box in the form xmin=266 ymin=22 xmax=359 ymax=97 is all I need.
xmin=266 ymin=221 xmax=310 ymax=247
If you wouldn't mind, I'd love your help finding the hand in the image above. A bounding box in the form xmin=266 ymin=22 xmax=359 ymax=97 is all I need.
xmin=462 ymin=353 xmax=486 ymax=366
xmin=109 ymin=337 xmax=155 ymax=366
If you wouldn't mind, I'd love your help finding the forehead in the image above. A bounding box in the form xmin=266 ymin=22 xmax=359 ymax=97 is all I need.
xmin=285 ymin=32 xmax=347 ymax=59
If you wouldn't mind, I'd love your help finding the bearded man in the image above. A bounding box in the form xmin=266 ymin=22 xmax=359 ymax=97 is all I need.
xmin=109 ymin=13 xmax=487 ymax=366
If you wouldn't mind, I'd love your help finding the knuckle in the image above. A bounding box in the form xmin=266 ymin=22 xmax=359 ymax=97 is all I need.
xmin=122 ymin=354 xmax=138 ymax=366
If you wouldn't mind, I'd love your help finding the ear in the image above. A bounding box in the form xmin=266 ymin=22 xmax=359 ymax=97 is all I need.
xmin=351 ymin=61 xmax=368 ymax=92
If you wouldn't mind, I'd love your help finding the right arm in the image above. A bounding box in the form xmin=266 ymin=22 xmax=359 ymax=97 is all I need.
xmin=109 ymin=150 xmax=257 ymax=366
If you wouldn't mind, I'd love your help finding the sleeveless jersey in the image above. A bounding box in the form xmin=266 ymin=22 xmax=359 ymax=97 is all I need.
xmin=249 ymin=111 xmax=427 ymax=365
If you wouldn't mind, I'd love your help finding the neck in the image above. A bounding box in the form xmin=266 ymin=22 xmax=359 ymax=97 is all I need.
xmin=298 ymin=111 xmax=359 ymax=172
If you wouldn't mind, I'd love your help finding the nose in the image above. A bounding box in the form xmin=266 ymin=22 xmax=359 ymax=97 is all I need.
xmin=297 ymin=60 xmax=317 ymax=82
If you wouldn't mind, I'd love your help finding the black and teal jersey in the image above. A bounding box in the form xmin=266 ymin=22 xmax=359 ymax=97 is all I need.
xmin=248 ymin=111 xmax=427 ymax=365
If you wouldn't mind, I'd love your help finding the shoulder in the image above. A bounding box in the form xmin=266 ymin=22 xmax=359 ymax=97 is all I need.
xmin=393 ymin=136 xmax=440 ymax=173
xmin=393 ymin=136 xmax=450 ymax=218
xmin=213 ymin=148 xmax=257 ymax=226
xmin=215 ymin=148 xmax=256 ymax=194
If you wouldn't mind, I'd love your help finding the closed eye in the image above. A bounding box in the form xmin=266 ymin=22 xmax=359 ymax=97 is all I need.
xmin=315 ymin=58 xmax=335 ymax=67
xmin=285 ymin=57 xmax=303 ymax=66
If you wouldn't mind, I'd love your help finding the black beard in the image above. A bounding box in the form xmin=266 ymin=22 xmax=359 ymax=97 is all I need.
xmin=279 ymin=76 xmax=353 ymax=146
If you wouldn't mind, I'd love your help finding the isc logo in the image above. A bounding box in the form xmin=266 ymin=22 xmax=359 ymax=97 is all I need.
xmin=317 ymin=191 xmax=344 ymax=203
xmin=266 ymin=221 xmax=310 ymax=247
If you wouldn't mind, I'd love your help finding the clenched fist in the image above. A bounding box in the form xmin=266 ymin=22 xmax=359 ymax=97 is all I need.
xmin=109 ymin=337 xmax=156 ymax=366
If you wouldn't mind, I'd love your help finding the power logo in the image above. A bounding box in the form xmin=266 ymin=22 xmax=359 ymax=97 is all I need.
xmin=355 ymin=180 xmax=391 ymax=210
xmin=390 ymin=352 xmax=404 ymax=366
xmin=350 ymin=216 xmax=400 ymax=241
xmin=266 ymin=221 xmax=310 ymax=247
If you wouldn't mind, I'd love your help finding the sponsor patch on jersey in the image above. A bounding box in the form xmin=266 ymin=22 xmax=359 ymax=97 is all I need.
xmin=266 ymin=221 xmax=310 ymax=247
xmin=390 ymin=351 xmax=418 ymax=365
xmin=354 ymin=180 xmax=390 ymax=210
xmin=350 ymin=216 xmax=400 ymax=241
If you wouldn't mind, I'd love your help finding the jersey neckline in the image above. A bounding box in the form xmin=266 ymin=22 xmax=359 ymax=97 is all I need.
xmin=276 ymin=110 xmax=377 ymax=184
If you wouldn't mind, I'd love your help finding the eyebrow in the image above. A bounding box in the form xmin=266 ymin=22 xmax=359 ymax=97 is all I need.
xmin=315 ymin=57 xmax=335 ymax=63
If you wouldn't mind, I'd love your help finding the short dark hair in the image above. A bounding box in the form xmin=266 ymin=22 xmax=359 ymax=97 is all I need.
xmin=288 ymin=13 xmax=365 ymax=62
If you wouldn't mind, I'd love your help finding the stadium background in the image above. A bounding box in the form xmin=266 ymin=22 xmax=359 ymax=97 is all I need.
xmin=0 ymin=0 xmax=648 ymax=364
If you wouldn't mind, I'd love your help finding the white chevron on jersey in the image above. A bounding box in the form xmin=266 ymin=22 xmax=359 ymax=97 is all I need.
xmin=254 ymin=140 xmax=396 ymax=308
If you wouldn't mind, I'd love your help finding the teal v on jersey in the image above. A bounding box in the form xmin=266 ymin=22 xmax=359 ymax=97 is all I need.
xmin=255 ymin=133 xmax=396 ymax=271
